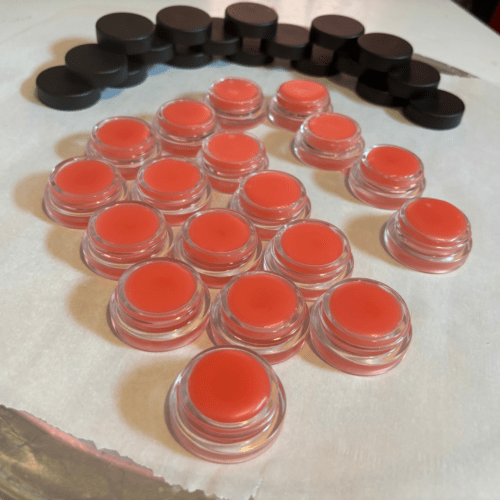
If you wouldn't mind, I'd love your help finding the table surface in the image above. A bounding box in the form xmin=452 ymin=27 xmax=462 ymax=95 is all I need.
xmin=1 ymin=1 xmax=500 ymax=499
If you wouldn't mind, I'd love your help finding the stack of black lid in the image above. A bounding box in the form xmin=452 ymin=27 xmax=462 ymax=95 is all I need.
xmin=35 ymin=2 xmax=465 ymax=129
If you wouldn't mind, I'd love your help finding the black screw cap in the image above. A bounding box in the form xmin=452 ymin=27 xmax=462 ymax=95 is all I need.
xmin=96 ymin=12 xmax=155 ymax=55
xmin=356 ymin=70 xmax=407 ymax=107
xmin=203 ymin=18 xmax=241 ymax=56
xmin=65 ymin=43 xmax=128 ymax=88
xmin=358 ymin=33 xmax=412 ymax=72
xmin=156 ymin=6 xmax=212 ymax=45
xmin=224 ymin=2 xmax=278 ymax=40
xmin=387 ymin=60 xmax=440 ymax=99
xmin=36 ymin=66 xmax=101 ymax=111
xmin=310 ymin=15 xmax=364 ymax=50
xmin=403 ymin=89 xmax=465 ymax=130
xmin=261 ymin=24 xmax=310 ymax=60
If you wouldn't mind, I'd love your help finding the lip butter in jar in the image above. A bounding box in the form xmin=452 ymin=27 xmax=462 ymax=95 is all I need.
xmin=131 ymin=156 xmax=211 ymax=225
xmin=347 ymin=145 xmax=425 ymax=209
xmin=43 ymin=156 xmax=127 ymax=229
xmin=229 ymin=170 xmax=311 ymax=240
xmin=205 ymin=77 xmax=267 ymax=130
xmin=174 ymin=208 xmax=262 ymax=288
xmin=383 ymin=197 xmax=472 ymax=273
xmin=153 ymin=99 xmax=217 ymax=157
xmin=197 ymin=131 xmax=269 ymax=193
xmin=209 ymin=271 xmax=310 ymax=364
xmin=85 ymin=116 xmax=161 ymax=180
xmin=109 ymin=258 xmax=210 ymax=351
xmin=166 ymin=346 xmax=286 ymax=463
xmin=263 ymin=219 xmax=354 ymax=301
xmin=293 ymin=112 xmax=364 ymax=172
xmin=310 ymin=278 xmax=412 ymax=376
xmin=81 ymin=201 xmax=174 ymax=280
xmin=268 ymin=79 xmax=332 ymax=132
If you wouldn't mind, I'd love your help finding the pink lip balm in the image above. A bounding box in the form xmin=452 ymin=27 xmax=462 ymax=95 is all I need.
xmin=293 ymin=112 xmax=365 ymax=172
xmin=86 ymin=116 xmax=161 ymax=180
xmin=205 ymin=77 xmax=267 ymax=130
xmin=384 ymin=197 xmax=472 ymax=273
xmin=153 ymin=98 xmax=217 ymax=157
xmin=347 ymin=144 xmax=426 ymax=209
xmin=166 ymin=346 xmax=286 ymax=463
xmin=268 ymin=79 xmax=332 ymax=132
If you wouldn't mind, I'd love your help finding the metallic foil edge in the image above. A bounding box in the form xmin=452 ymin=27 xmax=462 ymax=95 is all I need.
xmin=0 ymin=405 xmax=226 ymax=500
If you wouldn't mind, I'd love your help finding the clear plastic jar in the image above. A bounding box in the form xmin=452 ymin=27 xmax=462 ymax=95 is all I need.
xmin=205 ymin=77 xmax=267 ymax=130
xmin=43 ymin=156 xmax=127 ymax=229
xmin=263 ymin=219 xmax=353 ymax=300
xmin=85 ymin=116 xmax=161 ymax=180
xmin=347 ymin=144 xmax=425 ymax=209
xmin=109 ymin=258 xmax=210 ymax=351
xmin=153 ymin=98 xmax=217 ymax=157
xmin=229 ymin=170 xmax=311 ymax=240
xmin=131 ymin=156 xmax=211 ymax=225
xmin=383 ymin=197 xmax=472 ymax=273
xmin=209 ymin=271 xmax=309 ymax=363
xmin=268 ymin=79 xmax=332 ymax=132
xmin=81 ymin=201 xmax=174 ymax=280
xmin=174 ymin=208 xmax=262 ymax=288
xmin=197 ymin=131 xmax=268 ymax=193
xmin=166 ymin=346 xmax=286 ymax=463
xmin=310 ymin=278 xmax=412 ymax=375
xmin=293 ymin=112 xmax=364 ymax=172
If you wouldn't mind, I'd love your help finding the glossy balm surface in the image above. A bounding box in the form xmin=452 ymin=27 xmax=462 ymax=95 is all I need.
xmin=188 ymin=349 xmax=271 ymax=422
xmin=124 ymin=260 xmax=196 ymax=313
xmin=244 ymin=171 xmax=302 ymax=208
xmin=55 ymin=159 xmax=116 ymax=194
xmin=96 ymin=118 xmax=151 ymax=148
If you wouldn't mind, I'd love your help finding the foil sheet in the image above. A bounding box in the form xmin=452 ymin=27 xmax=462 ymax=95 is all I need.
xmin=0 ymin=406 xmax=224 ymax=500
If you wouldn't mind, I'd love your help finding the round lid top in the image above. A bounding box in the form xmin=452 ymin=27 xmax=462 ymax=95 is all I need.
xmin=310 ymin=15 xmax=364 ymax=50
xmin=156 ymin=5 xmax=212 ymax=45
xmin=224 ymin=2 xmax=278 ymax=39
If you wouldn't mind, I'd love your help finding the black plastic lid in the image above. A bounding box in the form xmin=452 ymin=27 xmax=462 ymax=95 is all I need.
xmin=227 ymin=38 xmax=273 ymax=66
xmin=310 ymin=15 xmax=364 ymax=50
xmin=111 ymin=57 xmax=148 ymax=88
xmin=358 ymin=33 xmax=413 ymax=72
xmin=403 ymin=89 xmax=465 ymax=130
xmin=156 ymin=6 xmax=212 ymax=45
xmin=335 ymin=44 xmax=363 ymax=77
xmin=387 ymin=60 xmax=440 ymax=99
xmin=224 ymin=2 xmax=278 ymax=40
xmin=203 ymin=18 xmax=241 ymax=56
xmin=356 ymin=70 xmax=407 ymax=107
xmin=65 ymin=44 xmax=128 ymax=88
xmin=261 ymin=23 xmax=310 ymax=60
xmin=168 ymin=46 xmax=213 ymax=68
xmin=139 ymin=32 xmax=174 ymax=64
xmin=96 ymin=12 xmax=155 ymax=55
xmin=36 ymin=66 xmax=101 ymax=111
xmin=291 ymin=44 xmax=338 ymax=77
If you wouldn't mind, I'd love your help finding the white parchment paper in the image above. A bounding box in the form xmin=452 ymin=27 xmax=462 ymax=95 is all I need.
xmin=1 ymin=3 xmax=500 ymax=499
